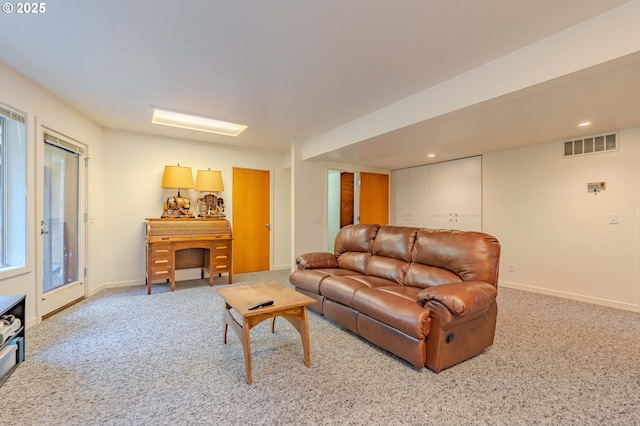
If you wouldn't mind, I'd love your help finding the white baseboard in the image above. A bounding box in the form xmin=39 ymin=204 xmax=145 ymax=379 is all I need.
xmin=89 ymin=267 xmax=292 ymax=297
xmin=273 ymin=264 xmax=292 ymax=271
xmin=88 ymin=279 xmax=143 ymax=297
xmin=26 ymin=316 xmax=38 ymax=330
xmin=499 ymin=280 xmax=640 ymax=313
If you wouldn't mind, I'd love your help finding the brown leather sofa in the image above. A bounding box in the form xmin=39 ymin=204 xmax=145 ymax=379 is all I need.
xmin=289 ymin=224 xmax=501 ymax=372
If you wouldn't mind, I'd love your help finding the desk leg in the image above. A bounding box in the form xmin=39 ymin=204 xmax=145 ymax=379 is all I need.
xmin=209 ymin=247 xmax=215 ymax=287
xmin=170 ymin=247 xmax=176 ymax=292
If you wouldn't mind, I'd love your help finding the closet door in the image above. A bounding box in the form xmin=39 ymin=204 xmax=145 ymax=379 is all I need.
xmin=408 ymin=165 xmax=430 ymax=227
xmin=429 ymin=156 xmax=482 ymax=231
xmin=391 ymin=169 xmax=409 ymax=225
xmin=391 ymin=166 xmax=429 ymax=227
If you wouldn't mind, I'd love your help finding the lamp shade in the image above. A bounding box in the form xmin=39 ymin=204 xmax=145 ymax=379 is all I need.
xmin=195 ymin=169 xmax=224 ymax=192
xmin=161 ymin=165 xmax=194 ymax=189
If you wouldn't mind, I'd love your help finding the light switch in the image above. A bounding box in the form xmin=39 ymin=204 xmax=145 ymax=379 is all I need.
xmin=609 ymin=214 xmax=619 ymax=224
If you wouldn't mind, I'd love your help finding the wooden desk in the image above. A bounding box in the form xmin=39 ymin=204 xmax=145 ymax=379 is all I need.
xmin=145 ymin=218 xmax=232 ymax=294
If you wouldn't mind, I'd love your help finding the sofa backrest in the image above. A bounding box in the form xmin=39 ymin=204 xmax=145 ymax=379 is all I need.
xmin=332 ymin=225 xmax=500 ymax=288
xmin=408 ymin=228 xmax=501 ymax=287
xmin=334 ymin=224 xmax=380 ymax=274
xmin=365 ymin=226 xmax=417 ymax=284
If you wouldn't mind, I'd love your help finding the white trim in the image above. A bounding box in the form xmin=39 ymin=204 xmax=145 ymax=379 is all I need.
xmin=500 ymin=280 xmax=640 ymax=313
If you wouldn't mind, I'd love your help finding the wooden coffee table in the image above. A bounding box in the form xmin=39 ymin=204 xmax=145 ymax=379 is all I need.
xmin=215 ymin=281 xmax=315 ymax=384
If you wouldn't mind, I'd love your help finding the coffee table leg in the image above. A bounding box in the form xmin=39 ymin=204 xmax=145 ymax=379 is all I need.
xmin=221 ymin=304 xmax=254 ymax=384
xmin=300 ymin=307 xmax=311 ymax=367
xmin=242 ymin=318 xmax=253 ymax=384
xmin=281 ymin=307 xmax=312 ymax=368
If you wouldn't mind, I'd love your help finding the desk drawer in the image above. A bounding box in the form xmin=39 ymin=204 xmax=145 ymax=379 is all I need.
xmin=149 ymin=266 xmax=171 ymax=279
xmin=149 ymin=243 xmax=172 ymax=260
xmin=212 ymin=241 xmax=230 ymax=252
xmin=212 ymin=242 xmax=231 ymax=268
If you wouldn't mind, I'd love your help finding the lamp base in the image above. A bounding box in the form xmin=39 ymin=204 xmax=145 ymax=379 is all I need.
xmin=196 ymin=194 xmax=225 ymax=218
xmin=162 ymin=195 xmax=194 ymax=218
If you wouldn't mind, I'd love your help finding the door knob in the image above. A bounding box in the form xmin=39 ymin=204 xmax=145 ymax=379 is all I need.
xmin=265 ymin=224 xmax=271 ymax=230
xmin=41 ymin=228 xmax=50 ymax=235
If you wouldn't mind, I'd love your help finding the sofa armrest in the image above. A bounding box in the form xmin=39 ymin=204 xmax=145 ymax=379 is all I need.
xmin=416 ymin=281 xmax=497 ymax=317
xmin=296 ymin=252 xmax=339 ymax=270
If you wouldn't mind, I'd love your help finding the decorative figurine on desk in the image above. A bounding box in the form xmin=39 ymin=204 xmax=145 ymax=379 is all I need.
xmin=160 ymin=164 xmax=195 ymax=218
xmin=197 ymin=194 xmax=225 ymax=217
xmin=163 ymin=195 xmax=194 ymax=218
xmin=195 ymin=168 xmax=225 ymax=218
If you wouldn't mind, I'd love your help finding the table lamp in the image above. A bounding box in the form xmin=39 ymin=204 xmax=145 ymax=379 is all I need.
xmin=161 ymin=164 xmax=194 ymax=217
xmin=195 ymin=168 xmax=225 ymax=217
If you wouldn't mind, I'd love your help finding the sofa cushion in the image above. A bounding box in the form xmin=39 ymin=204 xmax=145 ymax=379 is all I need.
xmin=352 ymin=287 xmax=431 ymax=339
xmin=364 ymin=226 xmax=417 ymax=284
xmin=374 ymin=285 xmax=422 ymax=301
xmin=337 ymin=252 xmax=372 ymax=274
xmin=320 ymin=275 xmax=398 ymax=308
xmin=334 ymin=224 xmax=380 ymax=256
xmin=371 ymin=226 xmax=417 ymax=262
xmin=347 ymin=275 xmax=402 ymax=289
xmin=333 ymin=224 xmax=380 ymax=274
xmin=411 ymin=229 xmax=501 ymax=286
xmin=289 ymin=268 xmax=359 ymax=295
xmin=365 ymin=256 xmax=410 ymax=284
xmin=404 ymin=262 xmax=463 ymax=289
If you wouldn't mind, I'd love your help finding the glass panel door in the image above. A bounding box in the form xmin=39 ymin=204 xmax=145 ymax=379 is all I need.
xmin=43 ymin=142 xmax=80 ymax=292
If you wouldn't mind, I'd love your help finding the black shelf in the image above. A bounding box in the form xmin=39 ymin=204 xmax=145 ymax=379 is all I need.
xmin=0 ymin=294 xmax=26 ymax=387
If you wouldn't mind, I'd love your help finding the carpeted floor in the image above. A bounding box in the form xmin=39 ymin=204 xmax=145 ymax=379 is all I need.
xmin=1 ymin=269 xmax=639 ymax=425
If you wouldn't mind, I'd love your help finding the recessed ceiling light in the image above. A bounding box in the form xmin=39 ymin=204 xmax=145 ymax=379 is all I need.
xmin=578 ymin=121 xmax=592 ymax=127
xmin=151 ymin=108 xmax=247 ymax=137
xmin=427 ymin=153 xmax=436 ymax=158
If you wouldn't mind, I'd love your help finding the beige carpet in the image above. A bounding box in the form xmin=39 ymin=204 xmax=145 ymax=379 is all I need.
xmin=1 ymin=269 xmax=639 ymax=425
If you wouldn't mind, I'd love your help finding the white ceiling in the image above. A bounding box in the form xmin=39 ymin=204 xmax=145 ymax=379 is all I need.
xmin=0 ymin=0 xmax=637 ymax=169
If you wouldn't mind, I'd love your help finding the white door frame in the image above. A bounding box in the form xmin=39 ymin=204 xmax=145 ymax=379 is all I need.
xmin=35 ymin=120 xmax=88 ymax=319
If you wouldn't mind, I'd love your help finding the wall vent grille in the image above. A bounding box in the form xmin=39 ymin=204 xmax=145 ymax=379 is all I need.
xmin=562 ymin=132 xmax=618 ymax=158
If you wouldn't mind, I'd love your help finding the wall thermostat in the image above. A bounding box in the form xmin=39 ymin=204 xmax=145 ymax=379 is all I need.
xmin=587 ymin=182 xmax=606 ymax=194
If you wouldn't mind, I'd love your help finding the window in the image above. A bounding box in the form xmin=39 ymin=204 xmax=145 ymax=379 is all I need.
xmin=0 ymin=102 xmax=27 ymax=272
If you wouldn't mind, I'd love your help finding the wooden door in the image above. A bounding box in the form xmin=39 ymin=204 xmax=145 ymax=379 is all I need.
xmin=340 ymin=172 xmax=354 ymax=227
xmin=232 ymin=168 xmax=270 ymax=273
xmin=359 ymin=172 xmax=389 ymax=226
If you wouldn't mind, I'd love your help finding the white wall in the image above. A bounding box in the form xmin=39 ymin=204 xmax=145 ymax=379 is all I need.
xmin=102 ymin=129 xmax=291 ymax=288
xmin=292 ymin=141 xmax=327 ymax=261
xmin=292 ymin=141 xmax=390 ymax=263
xmin=327 ymin=169 xmax=341 ymax=252
xmin=484 ymin=127 xmax=640 ymax=311
xmin=0 ymin=61 xmax=106 ymax=326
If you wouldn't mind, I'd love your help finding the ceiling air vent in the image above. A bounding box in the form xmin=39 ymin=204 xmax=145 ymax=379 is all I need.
xmin=562 ymin=132 xmax=618 ymax=158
